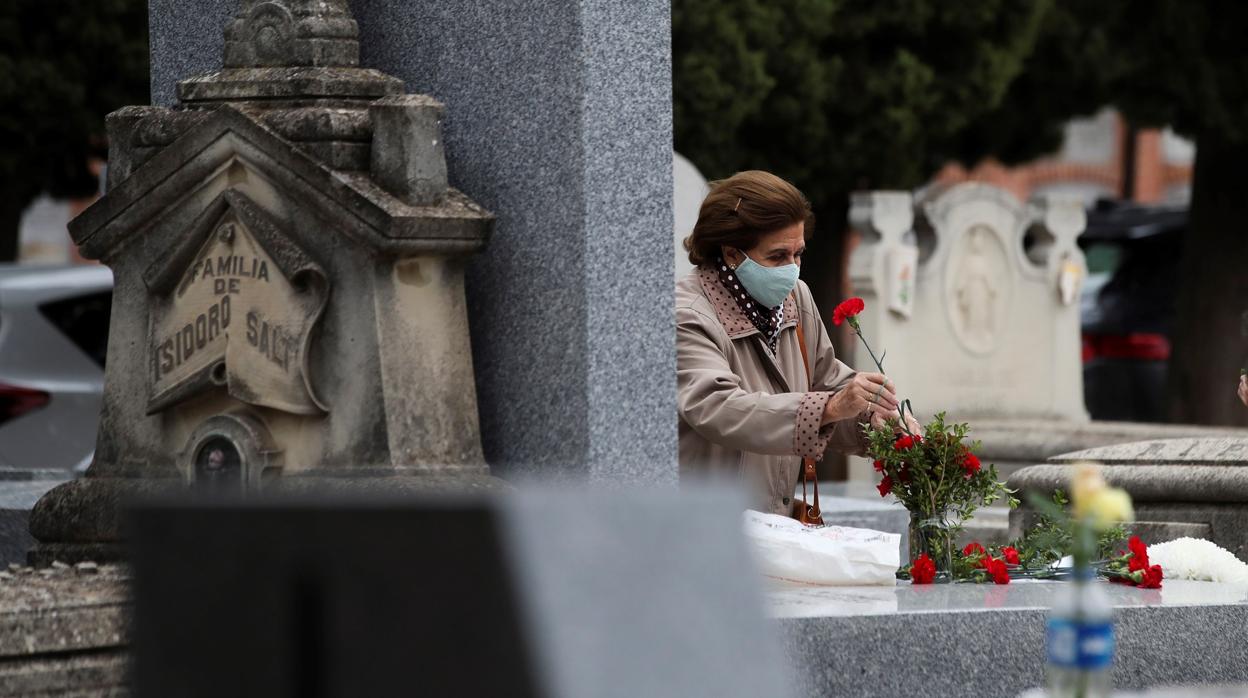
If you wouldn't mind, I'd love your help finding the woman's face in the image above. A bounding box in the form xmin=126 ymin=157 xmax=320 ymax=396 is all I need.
xmin=723 ymin=222 xmax=805 ymax=268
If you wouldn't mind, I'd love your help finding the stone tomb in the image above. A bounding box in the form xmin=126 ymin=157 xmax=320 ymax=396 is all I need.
xmin=30 ymin=0 xmax=500 ymax=563
xmin=1010 ymin=438 xmax=1248 ymax=560
xmin=847 ymin=184 xmax=1088 ymax=424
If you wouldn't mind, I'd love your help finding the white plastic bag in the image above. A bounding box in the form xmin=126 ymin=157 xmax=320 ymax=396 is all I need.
xmin=742 ymin=510 xmax=900 ymax=586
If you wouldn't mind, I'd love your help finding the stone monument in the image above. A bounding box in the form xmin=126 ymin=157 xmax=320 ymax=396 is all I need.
xmin=848 ymin=183 xmax=1089 ymax=423
xmin=148 ymin=0 xmax=677 ymax=484
xmin=30 ymin=0 xmax=501 ymax=563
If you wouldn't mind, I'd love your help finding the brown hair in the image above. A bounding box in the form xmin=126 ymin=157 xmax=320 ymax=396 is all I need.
xmin=683 ymin=170 xmax=814 ymax=268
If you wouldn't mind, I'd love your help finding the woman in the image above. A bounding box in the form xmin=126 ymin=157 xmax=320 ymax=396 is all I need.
xmin=676 ymin=170 xmax=917 ymax=516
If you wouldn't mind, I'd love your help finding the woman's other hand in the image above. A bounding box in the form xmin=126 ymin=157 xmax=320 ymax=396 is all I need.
xmin=1239 ymin=374 xmax=1247 ymax=407
xmin=823 ymin=372 xmax=897 ymax=423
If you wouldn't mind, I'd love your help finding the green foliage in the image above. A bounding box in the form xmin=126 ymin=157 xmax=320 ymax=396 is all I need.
xmin=0 ymin=0 xmax=148 ymax=256
xmin=1009 ymin=490 xmax=1128 ymax=568
xmin=865 ymin=412 xmax=1016 ymax=526
xmin=672 ymin=0 xmax=1050 ymax=226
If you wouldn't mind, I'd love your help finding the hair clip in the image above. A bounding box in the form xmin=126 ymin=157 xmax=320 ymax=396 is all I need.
xmin=733 ymin=197 xmax=742 ymax=213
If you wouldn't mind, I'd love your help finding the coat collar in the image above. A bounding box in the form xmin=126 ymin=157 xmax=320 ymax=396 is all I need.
xmin=696 ymin=266 xmax=798 ymax=340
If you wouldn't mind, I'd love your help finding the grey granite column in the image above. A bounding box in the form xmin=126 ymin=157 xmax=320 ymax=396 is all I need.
xmin=148 ymin=0 xmax=676 ymax=483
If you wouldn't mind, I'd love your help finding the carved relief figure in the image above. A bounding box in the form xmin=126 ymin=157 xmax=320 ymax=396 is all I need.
xmin=953 ymin=226 xmax=1000 ymax=351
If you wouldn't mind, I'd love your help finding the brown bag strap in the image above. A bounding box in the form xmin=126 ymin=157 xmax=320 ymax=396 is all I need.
xmin=794 ymin=323 xmax=821 ymax=523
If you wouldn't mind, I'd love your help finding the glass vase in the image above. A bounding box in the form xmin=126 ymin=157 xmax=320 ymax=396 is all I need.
xmin=908 ymin=510 xmax=957 ymax=583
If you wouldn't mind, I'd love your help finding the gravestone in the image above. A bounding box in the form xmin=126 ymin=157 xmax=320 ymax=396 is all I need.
xmin=847 ymin=184 xmax=1088 ymax=423
xmin=29 ymin=0 xmax=504 ymax=563
xmin=127 ymin=489 xmax=788 ymax=698
xmin=1009 ymin=437 xmax=1248 ymax=560
xmin=148 ymin=0 xmax=677 ymax=484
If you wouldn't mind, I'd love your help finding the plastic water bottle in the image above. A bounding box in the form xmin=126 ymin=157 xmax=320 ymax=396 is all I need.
xmin=1046 ymin=571 xmax=1114 ymax=697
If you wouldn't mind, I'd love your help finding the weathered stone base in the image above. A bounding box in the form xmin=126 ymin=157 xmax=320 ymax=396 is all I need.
xmin=0 ymin=564 xmax=129 ymax=696
xmin=29 ymin=470 xmax=510 ymax=566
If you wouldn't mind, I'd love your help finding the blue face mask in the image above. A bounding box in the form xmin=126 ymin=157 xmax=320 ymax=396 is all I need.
xmin=732 ymin=252 xmax=799 ymax=309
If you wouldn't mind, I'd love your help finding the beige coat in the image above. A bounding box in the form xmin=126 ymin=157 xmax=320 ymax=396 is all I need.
xmin=676 ymin=267 xmax=868 ymax=515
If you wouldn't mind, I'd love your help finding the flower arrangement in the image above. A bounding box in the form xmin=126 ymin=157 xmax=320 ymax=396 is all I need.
xmin=932 ymin=467 xmax=1163 ymax=588
xmin=868 ymin=414 xmax=1015 ymax=582
xmin=832 ymin=296 xmax=1015 ymax=582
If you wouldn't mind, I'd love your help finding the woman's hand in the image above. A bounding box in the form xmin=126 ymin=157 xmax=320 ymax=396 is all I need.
xmin=823 ymin=372 xmax=897 ymax=423
xmin=872 ymin=410 xmax=922 ymax=434
xmin=1239 ymin=374 xmax=1248 ymax=407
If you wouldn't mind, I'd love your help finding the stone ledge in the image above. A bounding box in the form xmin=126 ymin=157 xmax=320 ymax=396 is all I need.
xmin=1009 ymin=464 xmax=1248 ymax=503
xmin=968 ymin=419 xmax=1248 ymax=465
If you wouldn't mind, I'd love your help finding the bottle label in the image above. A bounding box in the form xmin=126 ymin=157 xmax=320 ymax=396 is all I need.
xmin=1047 ymin=619 xmax=1114 ymax=670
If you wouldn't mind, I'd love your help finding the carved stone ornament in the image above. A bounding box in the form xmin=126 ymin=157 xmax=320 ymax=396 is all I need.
xmin=143 ymin=189 xmax=328 ymax=416
xmin=944 ymin=224 xmax=1011 ymax=355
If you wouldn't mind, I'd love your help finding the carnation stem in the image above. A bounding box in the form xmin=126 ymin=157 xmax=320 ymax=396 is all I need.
xmin=850 ymin=320 xmax=915 ymax=436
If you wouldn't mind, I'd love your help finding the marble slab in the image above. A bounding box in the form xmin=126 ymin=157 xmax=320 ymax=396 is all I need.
xmin=774 ymin=579 xmax=1248 ymax=697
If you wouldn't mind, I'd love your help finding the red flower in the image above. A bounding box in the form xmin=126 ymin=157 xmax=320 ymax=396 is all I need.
xmin=873 ymin=459 xmax=885 ymax=473
xmin=832 ymin=297 xmax=865 ymax=326
xmin=1139 ymin=564 xmax=1164 ymax=589
xmin=961 ymin=452 xmax=981 ymax=477
xmin=877 ymin=475 xmax=893 ymax=497
xmin=962 ymin=541 xmax=986 ymax=559
xmin=1128 ymin=536 xmax=1150 ymax=572
xmin=985 ymin=557 xmax=1011 ymax=585
xmin=911 ymin=553 xmax=936 ymax=585
xmin=894 ymin=434 xmax=921 ymax=450
xmin=1002 ymin=546 xmax=1021 ymax=565
xmin=898 ymin=464 xmax=912 ymax=484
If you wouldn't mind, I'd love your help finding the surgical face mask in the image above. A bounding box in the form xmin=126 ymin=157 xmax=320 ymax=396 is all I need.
xmin=731 ymin=251 xmax=799 ymax=309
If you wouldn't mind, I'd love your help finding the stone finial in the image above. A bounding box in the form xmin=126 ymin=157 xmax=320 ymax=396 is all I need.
xmin=224 ymin=0 xmax=359 ymax=68
xmin=370 ymin=96 xmax=449 ymax=206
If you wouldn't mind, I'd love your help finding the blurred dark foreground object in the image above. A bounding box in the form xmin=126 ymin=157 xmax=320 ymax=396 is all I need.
xmin=128 ymin=488 xmax=788 ymax=698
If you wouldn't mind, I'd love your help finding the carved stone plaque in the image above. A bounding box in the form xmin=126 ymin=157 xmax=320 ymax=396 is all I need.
xmin=146 ymin=190 xmax=328 ymax=415
xmin=944 ymin=224 xmax=1011 ymax=356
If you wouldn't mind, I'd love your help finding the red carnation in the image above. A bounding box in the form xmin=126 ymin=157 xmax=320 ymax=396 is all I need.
xmin=1140 ymin=564 xmax=1164 ymax=589
xmin=961 ymin=452 xmax=981 ymax=477
xmin=962 ymin=541 xmax=986 ymax=559
xmin=911 ymin=553 xmax=936 ymax=585
xmin=985 ymin=557 xmax=1011 ymax=585
xmin=877 ymin=475 xmax=893 ymax=497
xmin=832 ymin=297 xmax=865 ymax=326
xmin=1002 ymin=546 xmax=1021 ymax=565
xmin=873 ymin=459 xmax=885 ymax=473
xmin=894 ymin=434 xmax=921 ymax=450
xmin=1128 ymin=536 xmax=1150 ymax=572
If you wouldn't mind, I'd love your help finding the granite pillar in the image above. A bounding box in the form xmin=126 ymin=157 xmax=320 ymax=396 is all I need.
xmin=148 ymin=0 xmax=676 ymax=483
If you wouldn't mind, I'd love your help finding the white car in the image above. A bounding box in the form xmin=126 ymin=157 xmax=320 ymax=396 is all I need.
xmin=0 ymin=264 xmax=112 ymax=476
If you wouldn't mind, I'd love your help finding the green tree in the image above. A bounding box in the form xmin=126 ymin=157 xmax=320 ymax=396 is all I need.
xmin=0 ymin=0 xmax=148 ymax=261
xmin=674 ymin=0 xmax=1052 ymax=349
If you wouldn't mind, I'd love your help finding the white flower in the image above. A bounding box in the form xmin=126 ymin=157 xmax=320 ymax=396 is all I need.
xmin=1147 ymin=537 xmax=1248 ymax=585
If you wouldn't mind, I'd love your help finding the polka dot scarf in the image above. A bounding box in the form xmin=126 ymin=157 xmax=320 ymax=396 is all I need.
xmin=715 ymin=257 xmax=785 ymax=352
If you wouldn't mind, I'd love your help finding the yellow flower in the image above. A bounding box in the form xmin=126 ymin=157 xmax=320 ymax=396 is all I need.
xmin=1070 ymin=462 xmax=1106 ymax=518
xmin=1084 ymin=487 xmax=1135 ymax=530
xmin=1070 ymin=462 xmax=1134 ymax=529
